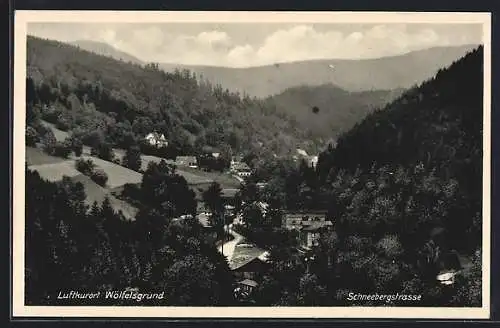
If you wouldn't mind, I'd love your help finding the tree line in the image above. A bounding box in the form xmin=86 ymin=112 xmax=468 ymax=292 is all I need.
xmin=26 ymin=36 xmax=314 ymax=162
xmin=25 ymin=160 xmax=235 ymax=306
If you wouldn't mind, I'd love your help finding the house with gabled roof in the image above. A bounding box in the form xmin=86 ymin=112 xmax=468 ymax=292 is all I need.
xmin=145 ymin=132 xmax=168 ymax=148
xmin=284 ymin=212 xmax=333 ymax=249
xmin=230 ymin=161 xmax=252 ymax=177
xmin=229 ymin=243 xmax=270 ymax=280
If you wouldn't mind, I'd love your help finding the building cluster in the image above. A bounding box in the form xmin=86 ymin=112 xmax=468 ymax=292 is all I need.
xmin=192 ymin=190 xmax=334 ymax=301
xmin=146 ymin=133 xmax=328 ymax=301
xmin=283 ymin=212 xmax=334 ymax=251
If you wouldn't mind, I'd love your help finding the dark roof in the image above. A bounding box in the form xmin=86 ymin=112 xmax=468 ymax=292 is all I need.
xmin=302 ymin=221 xmax=333 ymax=231
xmin=285 ymin=217 xmax=333 ymax=231
xmin=229 ymin=243 xmax=267 ymax=270
xmin=285 ymin=211 xmax=327 ymax=217
xmin=231 ymin=162 xmax=251 ymax=171
xmin=231 ymin=257 xmax=268 ymax=272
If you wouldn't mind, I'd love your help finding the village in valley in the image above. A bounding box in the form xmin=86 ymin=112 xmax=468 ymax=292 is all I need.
xmin=137 ymin=131 xmax=330 ymax=302
xmin=26 ymin=116 xmax=332 ymax=304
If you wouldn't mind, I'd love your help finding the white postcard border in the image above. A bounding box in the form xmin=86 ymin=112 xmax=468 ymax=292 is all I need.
xmin=12 ymin=10 xmax=492 ymax=319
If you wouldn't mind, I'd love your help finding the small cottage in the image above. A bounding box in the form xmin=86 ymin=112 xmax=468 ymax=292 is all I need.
xmin=145 ymin=132 xmax=168 ymax=148
xmin=284 ymin=212 xmax=333 ymax=249
xmin=230 ymin=161 xmax=252 ymax=177
xmin=175 ymin=156 xmax=198 ymax=168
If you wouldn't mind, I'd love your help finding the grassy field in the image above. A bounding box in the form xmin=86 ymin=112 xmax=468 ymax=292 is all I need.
xmin=70 ymin=174 xmax=139 ymax=220
xmin=27 ymin=144 xmax=239 ymax=220
xmin=112 ymin=147 xmax=239 ymax=188
xmin=28 ymin=144 xmax=140 ymax=219
xmin=26 ymin=146 xmax=66 ymax=166
xmin=78 ymin=155 xmax=143 ymax=189
xmin=40 ymin=120 xmax=70 ymax=142
xmin=112 ymin=149 xmax=176 ymax=171
xmin=177 ymin=166 xmax=241 ymax=189
xmin=35 ymin=126 xmax=239 ymax=191
xmin=28 ymin=161 xmax=81 ymax=182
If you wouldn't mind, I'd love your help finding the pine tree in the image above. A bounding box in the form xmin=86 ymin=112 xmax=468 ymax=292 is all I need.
xmin=123 ymin=145 xmax=142 ymax=171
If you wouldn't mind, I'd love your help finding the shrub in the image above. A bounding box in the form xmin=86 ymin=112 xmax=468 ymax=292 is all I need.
xmin=123 ymin=145 xmax=142 ymax=171
xmin=91 ymin=141 xmax=114 ymax=161
xmin=41 ymin=108 xmax=60 ymax=125
xmin=40 ymin=129 xmax=57 ymax=155
xmin=121 ymin=183 xmax=142 ymax=205
xmin=55 ymin=116 xmax=71 ymax=131
xmin=53 ymin=141 xmax=72 ymax=159
xmin=26 ymin=126 xmax=39 ymax=146
xmin=75 ymin=158 xmax=95 ymax=176
xmin=91 ymin=169 xmax=108 ymax=187
xmin=70 ymin=137 xmax=83 ymax=157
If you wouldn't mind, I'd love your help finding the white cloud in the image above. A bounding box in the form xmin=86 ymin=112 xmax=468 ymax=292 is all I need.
xmin=227 ymin=44 xmax=254 ymax=66
xmin=97 ymin=28 xmax=117 ymax=44
xmin=239 ymin=24 xmax=474 ymax=65
xmin=346 ymin=31 xmax=363 ymax=43
xmin=254 ymin=25 xmax=344 ymax=64
xmin=28 ymin=23 xmax=482 ymax=67
xmin=196 ymin=31 xmax=231 ymax=45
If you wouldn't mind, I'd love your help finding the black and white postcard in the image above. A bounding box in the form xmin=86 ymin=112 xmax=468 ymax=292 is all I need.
xmin=12 ymin=11 xmax=492 ymax=319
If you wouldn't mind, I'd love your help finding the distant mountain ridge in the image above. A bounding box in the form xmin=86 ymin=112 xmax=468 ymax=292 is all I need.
xmin=57 ymin=38 xmax=477 ymax=98
xmin=69 ymin=39 xmax=143 ymax=64
xmin=158 ymin=44 xmax=478 ymax=97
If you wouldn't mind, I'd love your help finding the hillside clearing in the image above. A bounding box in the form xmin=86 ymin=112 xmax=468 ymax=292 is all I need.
xmin=28 ymin=160 xmax=81 ymax=182
xmin=112 ymin=149 xmax=176 ymax=171
xmin=26 ymin=146 xmax=66 ymax=165
xmin=78 ymin=155 xmax=143 ymax=189
xmin=70 ymin=174 xmax=138 ymax=220
xmin=40 ymin=120 xmax=70 ymax=142
xmin=177 ymin=166 xmax=241 ymax=189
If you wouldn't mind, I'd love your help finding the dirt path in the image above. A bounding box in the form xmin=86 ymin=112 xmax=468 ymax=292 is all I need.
xmin=217 ymin=224 xmax=245 ymax=261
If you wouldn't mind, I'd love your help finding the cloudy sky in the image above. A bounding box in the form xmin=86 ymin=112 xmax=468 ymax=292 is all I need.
xmin=28 ymin=23 xmax=482 ymax=67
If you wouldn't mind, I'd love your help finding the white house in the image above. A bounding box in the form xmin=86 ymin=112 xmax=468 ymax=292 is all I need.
xmin=231 ymin=161 xmax=252 ymax=177
xmin=145 ymin=132 xmax=168 ymax=148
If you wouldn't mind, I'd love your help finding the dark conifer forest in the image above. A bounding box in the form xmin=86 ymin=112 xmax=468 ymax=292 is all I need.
xmin=24 ymin=34 xmax=484 ymax=307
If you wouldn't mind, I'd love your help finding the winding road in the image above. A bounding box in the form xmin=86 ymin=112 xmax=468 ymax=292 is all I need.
xmin=217 ymin=224 xmax=245 ymax=261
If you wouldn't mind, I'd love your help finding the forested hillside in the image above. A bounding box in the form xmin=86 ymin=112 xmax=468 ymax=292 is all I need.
xmin=321 ymin=46 xmax=483 ymax=303
xmin=26 ymin=36 xmax=313 ymax=158
xmin=250 ymin=46 xmax=484 ymax=306
xmin=26 ymin=162 xmax=235 ymax=305
xmin=319 ymin=45 xmax=484 ymax=251
xmin=266 ymin=84 xmax=404 ymax=139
